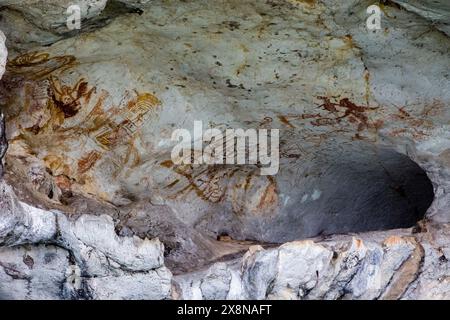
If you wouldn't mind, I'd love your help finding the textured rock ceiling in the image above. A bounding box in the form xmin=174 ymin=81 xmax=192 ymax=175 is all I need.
xmin=0 ymin=0 xmax=449 ymax=299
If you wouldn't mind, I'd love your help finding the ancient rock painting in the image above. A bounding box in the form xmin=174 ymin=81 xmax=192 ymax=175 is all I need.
xmin=161 ymin=161 xmax=233 ymax=203
xmin=229 ymin=172 xmax=278 ymax=217
xmin=272 ymin=95 xmax=444 ymax=169
xmin=77 ymin=150 xmax=102 ymax=174
xmin=275 ymin=95 xmax=440 ymax=146
xmin=4 ymin=52 xmax=162 ymax=188
xmin=313 ymin=97 xmax=379 ymax=130
xmin=3 ymin=50 xmax=440 ymax=208
xmin=89 ymin=92 xmax=160 ymax=151
xmin=160 ymin=159 xmax=279 ymax=217
xmin=387 ymin=104 xmax=438 ymax=139
xmin=276 ymin=97 xmax=380 ymax=135
xmin=49 ymin=76 xmax=94 ymax=118
xmin=7 ymin=51 xmax=76 ymax=80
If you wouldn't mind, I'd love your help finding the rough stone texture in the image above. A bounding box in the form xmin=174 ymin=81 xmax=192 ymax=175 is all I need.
xmin=85 ymin=267 xmax=172 ymax=300
xmin=0 ymin=31 xmax=6 ymax=80
xmin=1 ymin=0 xmax=445 ymax=244
xmin=174 ymin=227 xmax=450 ymax=300
xmin=0 ymin=0 xmax=150 ymax=53
xmin=2 ymin=0 xmax=108 ymax=33
xmin=0 ymin=180 xmax=172 ymax=299
xmin=0 ymin=0 xmax=449 ymax=300
xmin=0 ymin=244 xmax=72 ymax=299
xmin=392 ymin=0 xmax=450 ymax=36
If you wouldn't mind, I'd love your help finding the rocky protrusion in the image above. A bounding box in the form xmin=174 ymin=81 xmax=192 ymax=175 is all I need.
xmin=0 ymin=180 xmax=172 ymax=299
xmin=174 ymin=230 xmax=450 ymax=300
xmin=0 ymin=30 xmax=7 ymax=176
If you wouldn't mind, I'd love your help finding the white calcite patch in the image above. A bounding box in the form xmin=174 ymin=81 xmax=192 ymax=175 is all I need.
xmin=311 ymin=189 xmax=322 ymax=201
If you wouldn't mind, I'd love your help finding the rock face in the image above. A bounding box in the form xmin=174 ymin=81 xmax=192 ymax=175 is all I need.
xmin=0 ymin=0 xmax=449 ymax=299
xmin=174 ymin=226 xmax=450 ymax=300
xmin=0 ymin=180 xmax=172 ymax=299
xmin=392 ymin=0 xmax=450 ymax=36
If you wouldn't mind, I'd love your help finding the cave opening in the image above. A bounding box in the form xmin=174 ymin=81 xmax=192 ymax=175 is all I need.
xmin=275 ymin=145 xmax=434 ymax=242
xmin=315 ymin=146 xmax=435 ymax=235
xmin=205 ymin=143 xmax=436 ymax=245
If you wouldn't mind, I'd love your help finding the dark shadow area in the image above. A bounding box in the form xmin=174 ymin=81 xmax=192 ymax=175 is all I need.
xmin=257 ymin=144 xmax=436 ymax=242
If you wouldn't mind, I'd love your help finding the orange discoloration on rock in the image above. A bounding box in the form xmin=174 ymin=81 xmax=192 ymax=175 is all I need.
xmin=7 ymin=51 xmax=77 ymax=80
xmin=43 ymin=154 xmax=70 ymax=176
xmin=78 ymin=151 xmax=102 ymax=174
xmin=160 ymin=160 xmax=174 ymax=168
xmin=55 ymin=175 xmax=72 ymax=191
xmin=277 ymin=115 xmax=295 ymax=128
xmin=422 ymin=99 xmax=444 ymax=117
xmin=364 ymin=69 xmax=371 ymax=105
xmin=8 ymin=51 xmax=50 ymax=67
xmin=244 ymin=173 xmax=253 ymax=191
xmin=383 ymin=235 xmax=407 ymax=246
xmin=340 ymin=34 xmax=360 ymax=52
xmin=256 ymin=176 xmax=278 ymax=212
xmin=218 ymin=235 xmax=233 ymax=242
xmin=352 ymin=237 xmax=364 ymax=249
xmin=236 ymin=58 xmax=248 ymax=76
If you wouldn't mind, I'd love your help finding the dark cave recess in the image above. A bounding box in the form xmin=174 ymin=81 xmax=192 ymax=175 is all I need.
xmin=199 ymin=143 xmax=435 ymax=244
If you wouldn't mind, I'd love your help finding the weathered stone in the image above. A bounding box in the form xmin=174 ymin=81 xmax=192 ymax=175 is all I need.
xmin=84 ymin=267 xmax=172 ymax=300
xmin=0 ymin=0 xmax=450 ymax=300
xmin=0 ymin=180 xmax=171 ymax=299
xmin=174 ymin=227 xmax=450 ymax=300
xmin=0 ymin=244 xmax=70 ymax=299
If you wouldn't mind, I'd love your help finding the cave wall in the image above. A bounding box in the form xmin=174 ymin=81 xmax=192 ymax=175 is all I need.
xmin=0 ymin=0 xmax=449 ymax=299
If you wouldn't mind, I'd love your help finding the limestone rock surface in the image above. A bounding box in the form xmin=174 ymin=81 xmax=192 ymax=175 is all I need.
xmin=0 ymin=0 xmax=449 ymax=300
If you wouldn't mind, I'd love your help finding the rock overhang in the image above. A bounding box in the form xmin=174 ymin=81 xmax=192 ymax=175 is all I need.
xmin=0 ymin=0 xmax=449 ymax=299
